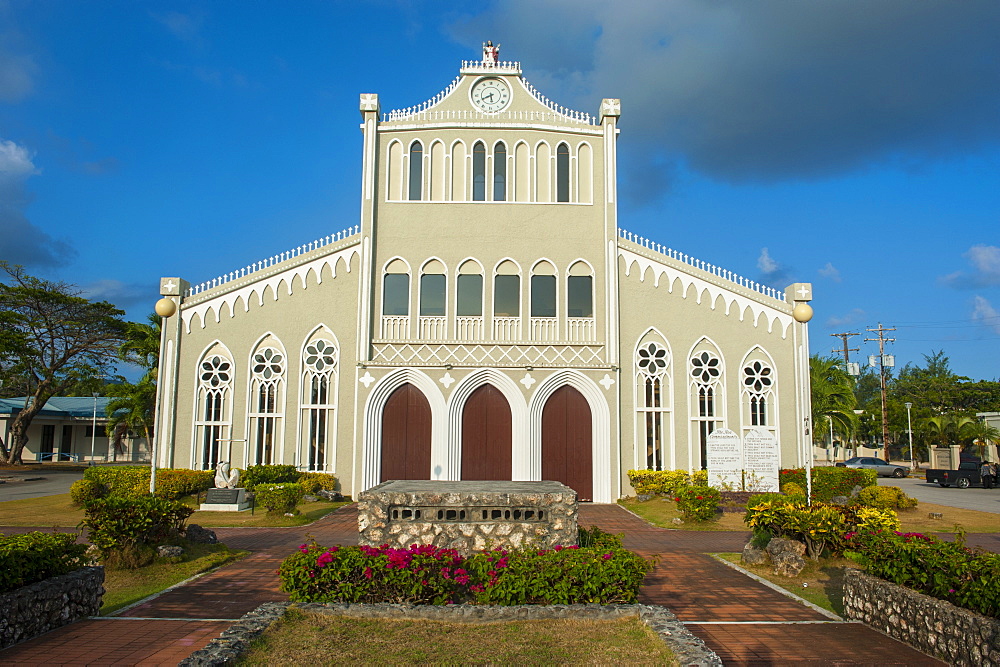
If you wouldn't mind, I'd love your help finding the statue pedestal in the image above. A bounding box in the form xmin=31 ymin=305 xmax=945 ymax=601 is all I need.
xmin=199 ymin=487 xmax=250 ymax=512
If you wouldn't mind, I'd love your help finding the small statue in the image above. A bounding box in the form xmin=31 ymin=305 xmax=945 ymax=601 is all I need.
xmin=483 ymin=40 xmax=500 ymax=65
xmin=214 ymin=461 xmax=241 ymax=489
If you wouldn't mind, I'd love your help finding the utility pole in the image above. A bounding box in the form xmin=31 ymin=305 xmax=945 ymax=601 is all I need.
xmin=830 ymin=332 xmax=860 ymax=373
xmin=865 ymin=323 xmax=896 ymax=462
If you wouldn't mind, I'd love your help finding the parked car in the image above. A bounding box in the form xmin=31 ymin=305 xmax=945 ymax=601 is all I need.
xmin=835 ymin=456 xmax=908 ymax=478
xmin=925 ymin=461 xmax=982 ymax=489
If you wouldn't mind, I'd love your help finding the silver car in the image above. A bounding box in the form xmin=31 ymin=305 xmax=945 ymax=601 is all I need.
xmin=835 ymin=456 xmax=907 ymax=478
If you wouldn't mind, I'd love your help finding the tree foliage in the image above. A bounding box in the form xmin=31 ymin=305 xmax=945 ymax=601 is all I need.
xmin=810 ymin=355 xmax=858 ymax=444
xmin=0 ymin=263 xmax=128 ymax=464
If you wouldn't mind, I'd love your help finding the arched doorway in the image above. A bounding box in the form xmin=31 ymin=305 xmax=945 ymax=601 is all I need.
xmin=541 ymin=385 xmax=592 ymax=500
xmin=461 ymin=384 xmax=512 ymax=480
xmin=380 ymin=383 xmax=431 ymax=481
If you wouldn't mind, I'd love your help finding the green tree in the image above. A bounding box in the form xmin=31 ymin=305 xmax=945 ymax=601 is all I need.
xmin=921 ymin=414 xmax=977 ymax=449
xmin=965 ymin=420 xmax=1000 ymax=460
xmin=810 ymin=355 xmax=859 ymax=446
xmin=0 ymin=263 xmax=128 ymax=464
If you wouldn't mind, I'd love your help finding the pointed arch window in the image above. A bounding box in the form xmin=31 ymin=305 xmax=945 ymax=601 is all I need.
xmin=743 ymin=360 xmax=773 ymax=427
xmin=690 ymin=350 xmax=723 ymax=470
xmin=301 ymin=338 xmax=337 ymax=471
xmin=473 ymin=141 xmax=487 ymax=201
xmin=556 ymin=143 xmax=570 ymax=202
xmin=195 ymin=354 xmax=232 ymax=470
xmin=250 ymin=347 xmax=285 ymax=465
xmin=408 ymin=141 xmax=423 ymax=201
xmin=636 ymin=342 xmax=672 ymax=470
xmin=493 ymin=142 xmax=507 ymax=201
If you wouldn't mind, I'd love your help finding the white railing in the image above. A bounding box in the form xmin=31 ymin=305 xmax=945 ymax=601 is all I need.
xmin=617 ymin=228 xmax=784 ymax=301
xmin=530 ymin=318 xmax=558 ymax=341
xmin=493 ymin=316 xmax=521 ymax=341
xmin=186 ymin=224 xmax=360 ymax=297
xmin=520 ymin=78 xmax=595 ymax=125
xmin=456 ymin=316 xmax=483 ymax=340
xmin=381 ymin=315 xmax=410 ymax=340
xmin=383 ymin=108 xmax=595 ymax=125
xmin=385 ymin=75 xmax=461 ymax=121
xmin=461 ymin=59 xmax=522 ymax=72
xmin=418 ymin=316 xmax=447 ymax=340
xmin=566 ymin=317 xmax=596 ymax=342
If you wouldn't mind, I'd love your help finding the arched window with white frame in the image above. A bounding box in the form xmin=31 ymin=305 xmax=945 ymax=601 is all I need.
xmin=300 ymin=334 xmax=338 ymax=471
xmin=740 ymin=350 xmax=777 ymax=443
xmin=249 ymin=342 xmax=285 ymax=465
xmin=408 ymin=140 xmax=423 ymax=201
xmin=493 ymin=141 xmax=507 ymax=201
xmin=635 ymin=338 xmax=673 ymax=471
xmin=194 ymin=350 xmax=233 ymax=470
xmin=689 ymin=343 xmax=725 ymax=470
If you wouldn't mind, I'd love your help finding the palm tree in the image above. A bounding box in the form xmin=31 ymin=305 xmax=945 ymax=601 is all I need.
xmin=105 ymin=377 xmax=157 ymax=460
xmin=965 ymin=420 xmax=1000 ymax=460
xmin=810 ymin=355 xmax=859 ymax=450
xmin=921 ymin=414 xmax=977 ymax=449
xmin=119 ymin=313 xmax=161 ymax=382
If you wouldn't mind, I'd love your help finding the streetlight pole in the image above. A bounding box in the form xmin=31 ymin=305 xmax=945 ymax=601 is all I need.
xmin=905 ymin=402 xmax=915 ymax=471
xmin=89 ymin=392 xmax=99 ymax=465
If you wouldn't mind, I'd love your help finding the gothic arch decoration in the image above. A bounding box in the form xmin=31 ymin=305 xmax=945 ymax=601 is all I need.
xmin=362 ymin=369 xmax=447 ymax=491
xmin=528 ymin=370 xmax=612 ymax=502
xmin=739 ymin=346 xmax=779 ymax=442
xmin=246 ymin=335 xmax=287 ymax=467
xmin=191 ymin=342 xmax=235 ymax=471
xmin=446 ymin=369 xmax=528 ymax=480
xmin=298 ymin=327 xmax=340 ymax=472
xmin=634 ymin=330 xmax=674 ymax=471
xmin=687 ymin=338 xmax=726 ymax=471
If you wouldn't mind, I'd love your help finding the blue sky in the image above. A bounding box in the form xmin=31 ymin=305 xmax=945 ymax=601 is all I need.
xmin=2 ymin=0 xmax=999 ymax=380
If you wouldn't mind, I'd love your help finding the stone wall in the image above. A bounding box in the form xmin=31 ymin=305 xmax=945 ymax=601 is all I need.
xmin=358 ymin=480 xmax=577 ymax=555
xmin=844 ymin=568 xmax=1000 ymax=666
xmin=0 ymin=566 xmax=104 ymax=649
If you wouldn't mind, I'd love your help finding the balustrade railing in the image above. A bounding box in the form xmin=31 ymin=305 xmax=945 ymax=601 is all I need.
xmin=418 ymin=316 xmax=448 ymax=341
xmin=492 ymin=317 xmax=521 ymax=341
xmin=530 ymin=318 xmax=558 ymax=341
xmin=566 ymin=317 xmax=596 ymax=342
xmin=381 ymin=315 xmax=410 ymax=340
xmin=456 ymin=316 xmax=484 ymax=340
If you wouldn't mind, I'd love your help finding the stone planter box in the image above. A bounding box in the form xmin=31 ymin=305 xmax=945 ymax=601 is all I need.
xmin=358 ymin=480 xmax=577 ymax=555
xmin=844 ymin=568 xmax=1000 ymax=666
xmin=0 ymin=566 xmax=104 ymax=649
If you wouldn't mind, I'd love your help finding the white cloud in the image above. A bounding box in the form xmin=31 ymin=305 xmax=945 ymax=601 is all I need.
xmin=818 ymin=262 xmax=841 ymax=282
xmin=757 ymin=247 xmax=779 ymax=275
xmin=941 ymin=244 xmax=1000 ymax=288
xmin=972 ymin=296 xmax=1000 ymax=335
xmin=825 ymin=308 xmax=866 ymax=328
xmin=0 ymin=139 xmax=38 ymax=177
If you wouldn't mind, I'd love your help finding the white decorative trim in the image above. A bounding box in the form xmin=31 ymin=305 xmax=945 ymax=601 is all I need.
xmin=370 ymin=342 xmax=605 ymax=366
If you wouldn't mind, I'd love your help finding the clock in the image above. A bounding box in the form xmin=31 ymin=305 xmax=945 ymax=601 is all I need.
xmin=471 ymin=78 xmax=511 ymax=113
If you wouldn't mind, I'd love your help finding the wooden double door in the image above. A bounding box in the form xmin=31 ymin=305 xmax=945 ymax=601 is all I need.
xmin=379 ymin=382 xmax=592 ymax=501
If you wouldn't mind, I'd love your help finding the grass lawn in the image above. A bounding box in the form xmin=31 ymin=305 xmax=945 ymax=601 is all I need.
xmin=236 ymin=609 xmax=678 ymax=666
xmin=716 ymin=552 xmax=851 ymax=617
xmin=619 ymin=497 xmax=748 ymax=531
xmin=0 ymin=493 xmax=348 ymax=528
xmin=101 ymin=542 xmax=248 ymax=615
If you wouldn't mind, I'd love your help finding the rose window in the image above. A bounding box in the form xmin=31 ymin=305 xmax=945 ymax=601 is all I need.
xmin=200 ymin=355 xmax=232 ymax=388
xmin=743 ymin=361 xmax=773 ymax=392
xmin=636 ymin=342 xmax=669 ymax=377
xmin=305 ymin=340 xmax=337 ymax=373
xmin=690 ymin=351 xmax=721 ymax=383
xmin=252 ymin=348 xmax=284 ymax=380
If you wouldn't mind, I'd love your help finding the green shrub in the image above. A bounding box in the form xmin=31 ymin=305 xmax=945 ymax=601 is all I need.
xmin=857 ymin=485 xmax=918 ymax=511
xmin=847 ymin=530 xmax=1000 ymax=618
xmin=242 ymin=464 xmax=299 ymax=488
xmin=0 ymin=532 xmax=88 ymax=593
xmin=155 ymin=469 xmax=214 ymax=500
xmin=297 ymin=472 xmax=338 ymax=494
xmin=279 ymin=541 xmax=653 ymax=606
xmin=83 ymin=465 xmax=149 ymax=499
xmin=780 ymin=481 xmax=805 ymax=497
xmin=674 ymin=485 xmax=721 ymax=522
xmin=746 ymin=492 xmax=789 ymax=509
xmin=254 ymin=482 xmax=305 ymax=514
xmin=80 ymin=495 xmax=193 ymax=569
xmin=70 ymin=478 xmax=107 ymax=507
xmin=577 ymin=526 xmax=624 ymax=550
xmin=777 ymin=467 xmax=876 ymax=501
xmin=744 ymin=501 xmax=847 ymax=559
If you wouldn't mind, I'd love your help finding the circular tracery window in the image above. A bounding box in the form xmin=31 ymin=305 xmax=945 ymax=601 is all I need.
xmin=200 ymin=355 xmax=232 ymax=387
xmin=304 ymin=340 xmax=337 ymax=373
xmin=252 ymin=347 xmax=284 ymax=381
xmin=743 ymin=360 xmax=773 ymax=392
xmin=636 ymin=342 xmax=669 ymax=377
xmin=690 ymin=351 xmax=721 ymax=383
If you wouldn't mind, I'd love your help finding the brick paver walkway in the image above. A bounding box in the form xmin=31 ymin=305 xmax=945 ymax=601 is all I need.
xmin=1 ymin=503 xmax=948 ymax=665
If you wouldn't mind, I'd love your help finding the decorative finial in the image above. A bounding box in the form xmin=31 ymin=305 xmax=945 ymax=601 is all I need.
xmin=482 ymin=40 xmax=500 ymax=65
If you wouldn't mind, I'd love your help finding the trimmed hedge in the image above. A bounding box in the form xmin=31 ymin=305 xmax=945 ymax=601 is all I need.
xmin=778 ymin=467 xmax=877 ymax=501
xmin=254 ymin=483 xmax=305 ymax=514
xmin=847 ymin=530 xmax=1000 ymax=618
xmin=280 ymin=541 xmax=652 ymax=606
xmin=627 ymin=469 xmax=708 ymax=496
xmin=0 ymin=532 xmax=88 ymax=594
xmin=82 ymin=465 xmax=213 ymax=500
xmin=242 ymin=464 xmax=299 ymax=488
xmin=80 ymin=495 xmax=193 ymax=568
xmin=297 ymin=472 xmax=338 ymax=494
xmin=857 ymin=485 xmax=918 ymax=511
xmin=70 ymin=478 xmax=107 ymax=507
xmin=155 ymin=469 xmax=214 ymax=499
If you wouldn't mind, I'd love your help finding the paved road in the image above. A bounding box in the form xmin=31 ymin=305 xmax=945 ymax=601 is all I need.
xmin=0 ymin=468 xmax=83 ymax=501
xmin=877 ymin=475 xmax=1000 ymax=513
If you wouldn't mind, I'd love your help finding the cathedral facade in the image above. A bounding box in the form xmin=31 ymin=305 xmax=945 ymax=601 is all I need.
xmin=154 ymin=48 xmax=813 ymax=502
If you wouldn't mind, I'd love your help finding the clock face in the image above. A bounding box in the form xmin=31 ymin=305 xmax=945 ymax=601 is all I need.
xmin=471 ymin=78 xmax=511 ymax=113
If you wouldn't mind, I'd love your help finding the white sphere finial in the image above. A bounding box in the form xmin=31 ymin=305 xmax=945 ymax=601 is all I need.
xmin=155 ymin=297 xmax=177 ymax=317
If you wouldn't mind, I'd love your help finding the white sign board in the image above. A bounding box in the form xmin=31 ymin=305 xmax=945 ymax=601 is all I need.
xmin=744 ymin=427 xmax=780 ymax=492
xmin=706 ymin=428 xmax=742 ymax=489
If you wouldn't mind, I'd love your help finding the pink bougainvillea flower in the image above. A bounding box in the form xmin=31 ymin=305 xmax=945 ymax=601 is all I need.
xmin=363 ymin=566 xmax=373 ymax=579
xmin=299 ymin=544 xmax=309 ymax=554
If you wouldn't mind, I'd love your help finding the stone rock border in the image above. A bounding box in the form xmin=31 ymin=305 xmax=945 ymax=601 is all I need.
xmin=844 ymin=568 xmax=1000 ymax=666
xmin=180 ymin=601 xmax=722 ymax=666
xmin=1 ymin=566 xmax=104 ymax=649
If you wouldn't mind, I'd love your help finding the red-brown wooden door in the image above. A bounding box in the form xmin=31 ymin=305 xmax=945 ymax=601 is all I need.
xmin=380 ymin=383 xmax=432 ymax=481
xmin=461 ymin=384 xmax=513 ymax=480
xmin=541 ymin=385 xmax=592 ymax=501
